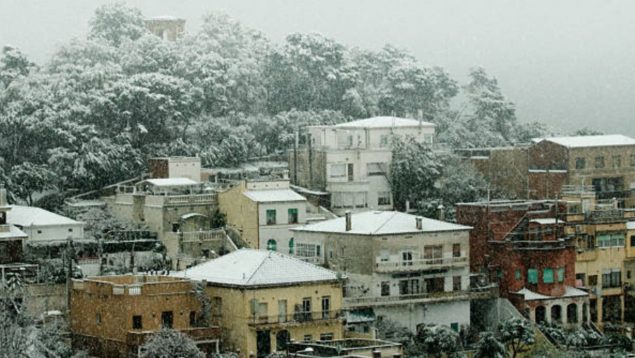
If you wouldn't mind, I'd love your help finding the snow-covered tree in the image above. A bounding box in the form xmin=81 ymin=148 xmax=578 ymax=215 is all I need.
xmin=498 ymin=318 xmax=535 ymax=358
xmin=140 ymin=329 xmax=204 ymax=358
xmin=89 ymin=2 xmax=147 ymax=46
xmin=474 ymin=332 xmax=506 ymax=358
xmin=416 ymin=325 xmax=464 ymax=358
xmin=0 ymin=45 xmax=36 ymax=88
xmin=9 ymin=162 xmax=57 ymax=205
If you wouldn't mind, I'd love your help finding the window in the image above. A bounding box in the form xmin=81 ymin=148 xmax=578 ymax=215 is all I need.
xmin=296 ymin=243 xmax=320 ymax=258
xmin=399 ymin=279 xmax=420 ymax=295
xmin=266 ymin=239 xmax=277 ymax=251
xmin=321 ymin=296 xmax=330 ymax=319
xmin=595 ymin=156 xmax=605 ymax=168
xmin=288 ymin=208 xmax=298 ymax=224
xmin=68 ymin=228 xmax=73 ymax=232
xmin=631 ymin=236 xmax=635 ymax=247
xmin=424 ymin=245 xmax=442 ymax=263
xmin=320 ymin=333 xmax=334 ymax=341
xmin=288 ymin=238 xmax=295 ymax=255
xmin=613 ymin=155 xmax=621 ymax=168
xmin=528 ymin=269 xmax=538 ymax=284
xmin=212 ymin=297 xmax=223 ymax=319
xmin=543 ymin=268 xmax=554 ymax=283
xmin=629 ymin=271 xmax=632 ymax=280
xmin=452 ymin=244 xmax=461 ymax=258
xmin=380 ymin=135 xmax=389 ymax=147
xmin=453 ymin=276 xmax=462 ymax=291
xmin=96 ymin=313 xmax=101 ymax=325
xmin=557 ymin=267 xmax=565 ymax=283
xmin=597 ymin=233 xmax=625 ymax=248
xmin=132 ymin=315 xmax=142 ymax=329
xmin=189 ymin=311 xmax=196 ymax=326
xmin=602 ymin=270 xmax=621 ymax=288
xmin=588 ymin=275 xmax=598 ymax=286
xmin=161 ymin=311 xmax=173 ymax=329
xmin=424 ymin=134 xmax=434 ymax=145
xmin=377 ymin=192 xmax=391 ymax=206
xmin=303 ymin=335 xmax=312 ymax=342
xmin=381 ymin=281 xmax=390 ymax=296
xmin=329 ymin=164 xmax=347 ymax=178
xmin=172 ymin=223 xmax=179 ymax=232
xmin=37 ymin=230 xmax=42 ymax=234
xmin=515 ymin=269 xmax=521 ymax=280
xmin=367 ymin=162 xmax=385 ymax=176
xmin=450 ymin=323 xmax=459 ymax=332
xmin=575 ymin=157 xmax=586 ymax=169
xmin=266 ymin=209 xmax=276 ymax=225
xmin=401 ymin=251 xmax=413 ymax=266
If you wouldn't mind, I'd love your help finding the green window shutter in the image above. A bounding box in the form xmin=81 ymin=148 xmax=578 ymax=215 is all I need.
xmin=515 ymin=269 xmax=521 ymax=280
xmin=266 ymin=239 xmax=277 ymax=251
xmin=288 ymin=238 xmax=294 ymax=254
xmin=543 ymin=268 xmax=554 ymax=283
xmin=557 ymin=267 xmax=565 ymax=282
xmin=528 ymin=269 xmax=538 ymax=284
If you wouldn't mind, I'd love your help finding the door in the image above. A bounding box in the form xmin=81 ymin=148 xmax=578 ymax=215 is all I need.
xmin=347 ymin=163 xmax=354 ymax=182
xmin=257 ymin=330 xmax=271 ymax=357
xmin=161 ymin=311 xmax=173 ymax=329
xmin=276 ymin=330 xmax=290 ymax=351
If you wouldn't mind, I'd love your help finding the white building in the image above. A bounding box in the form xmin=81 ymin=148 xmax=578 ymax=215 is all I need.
xmin=291 ymin=210 xmax=472 ymax=333
xmin=291 ymin=117 xmax=435 ymax=215
xmin=7 ymin=205 xmax=85 ymax=244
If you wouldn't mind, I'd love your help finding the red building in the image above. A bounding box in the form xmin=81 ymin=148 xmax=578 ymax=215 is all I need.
xmin=456 ymin=200 xmax=589 ymax=327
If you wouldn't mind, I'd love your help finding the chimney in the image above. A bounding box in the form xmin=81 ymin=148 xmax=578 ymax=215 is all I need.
xmin=0 ymin=188 xmax=6 ymax=207
xmin=437 ymin=204 xmax=445 ymax=221
xmin=416 ymin=217 xmax=423 ymax=230
xmin=345 ymin=211 xmax=352 ymax=231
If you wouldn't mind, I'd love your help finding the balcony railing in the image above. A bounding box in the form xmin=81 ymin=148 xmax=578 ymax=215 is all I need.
xmin=344 ymin=290 xmax=469 ymax=308
xmin=375 ymin=257 xmax=468 ymax=272
xmin=247 ymin=310 xmax=341 ymax=326
xmin=127 ymin=326 xmax=220 ymax=345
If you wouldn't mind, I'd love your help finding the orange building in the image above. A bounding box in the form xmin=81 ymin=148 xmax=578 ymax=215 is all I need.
xmin=70 ymin=275 xmax=220 ymax=357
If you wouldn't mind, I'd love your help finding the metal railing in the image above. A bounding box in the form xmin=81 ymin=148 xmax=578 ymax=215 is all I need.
xmin=344 ymin=290 xmax=469 ymax=308
xmin=375 ymin=256 xmax=467 ymax=272
xmin=248 ymin=310 xmax=341 ymax=326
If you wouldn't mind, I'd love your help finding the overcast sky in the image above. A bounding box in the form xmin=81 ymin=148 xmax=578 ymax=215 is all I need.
xmin=1 ymin=0 xmax=635 ymax=135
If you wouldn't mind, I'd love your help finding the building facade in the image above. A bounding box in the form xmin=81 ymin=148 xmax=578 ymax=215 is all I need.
xmin=174 ymin=249 xmax=345 ymax=357
xmin=292 ymin=211 xmax=473 ymax=333
xmin=456 ymin=200 xmax=589 ymax=328
xmin=0 ymin=189 xmax=28 ymax=265
xmin=70 ymin=275 xmax=220 ymax=357
xmin=289 ymin=117 xmax=435 ymax=214
xmin=144 ymin=16 xmax=186 ymax=41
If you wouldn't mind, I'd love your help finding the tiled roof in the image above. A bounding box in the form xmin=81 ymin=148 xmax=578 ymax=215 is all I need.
xmin=8 ymin=205 xmax=83 ymax=227
xmin=335 ymin=117 xmax=435 ymax=129
xmin=533 ymin=134 xmax=635 ymax=148
xmin=292 ymin=211 xmax=471 ymax=235
xmin=173 ymin=249 xmax=340 ymax=287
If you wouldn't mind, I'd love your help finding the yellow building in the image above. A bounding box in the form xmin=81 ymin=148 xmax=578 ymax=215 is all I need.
xmin=563 ymin=185 xmax=635 ymax=326
xmin=175 ymin=249 xmax=345 ymax=357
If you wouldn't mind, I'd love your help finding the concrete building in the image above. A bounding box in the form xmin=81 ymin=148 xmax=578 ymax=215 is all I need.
xmin=290 ymin=117 xmax=435 ymax=214
xmin=70 ymin=275 xmax=220 ymax=357
xmin=0 ymin=189 xmax=27 ymax=264
xmin=561 ymin=185 xmax=635 ymax=326
xmin=144 ymin=16 xmax=185 ymax=41
xmin=291 ymin=210 xmax=473 ymax=333
xmin=218 ymin=179 xmax=334 ymax=252
xmin=107 ymin=177 xmax=235 ymax=269
xmin=456 ymin=200 xmax=589 ymax=328
xmin=149 ymin=156 xmax=201 ymax=182
xmin=174 ymin=249 xmax=344 ymax=357
xmin=7 ymin=205 xmax=85 ymax=244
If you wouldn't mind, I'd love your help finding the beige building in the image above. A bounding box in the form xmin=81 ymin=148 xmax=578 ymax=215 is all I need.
xmin=149 ymin=156 xmax=201 ymax=182
xmin=218 ymin=179 xmax=334 ymax=252
xmin=292 ymin=211 xmax=472 ymax=333
xmin=144 ymin=16 xmax=185 ymax=41
xmin=290 ymin=117 xmax=435 ymax=215
xmin=70 ymin=275 xmax=220 ymax=357
xmin=562 ymin=185 xmax=635 ymax=326
xmin=174 ymin=249 xmax=345 ymax=357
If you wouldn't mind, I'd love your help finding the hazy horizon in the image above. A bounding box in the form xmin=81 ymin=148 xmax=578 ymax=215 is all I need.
xmin=2 ymin=0 xmax=635 ymax=135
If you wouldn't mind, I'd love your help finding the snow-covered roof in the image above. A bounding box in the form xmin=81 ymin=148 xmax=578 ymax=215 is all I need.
xmin=533 ymin=134 xmax=635 ymax=148
xmin=7 ymin=206 xmax=83 ymax=228
xmin=292 ymin=211 xmax=471 ymax=235
xmin=173 ymin=249 xmax=340 ymax=287
xmin=243 ymin=189 xmax=306 ymax=203
xmin=627 ymin=221 xmax=635 ymax=230
xmin=144 ymin=178 xmax=198 ymax=187
xmin=0 ymin=225 xmax=28 ymax=240
xmin=181 ymin=213 xmax=208 ymax=220
xmin=515 ymin=286 xmax=588 ymax=301
xmin=334 ymin=117 xmax=435 ymax=129
xmin=530 ymin=218 xmax=565 ymax=225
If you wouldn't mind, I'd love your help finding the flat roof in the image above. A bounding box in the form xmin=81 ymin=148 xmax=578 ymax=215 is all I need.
xmin=8 ymin=205 xmax=83 ymax=227
xmin=533 ymin=134 xmax=635 ymax=148
xmin=334 ymin=116 xmax=435 ymax=129
xmin=144 ymin=178 xmax=198 ymax=187
xmin=243 ymin=189 xmax=306 ymax=203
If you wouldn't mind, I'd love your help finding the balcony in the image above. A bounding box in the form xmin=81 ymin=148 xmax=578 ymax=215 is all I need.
xmin=508 ymin=238 xmax=570 ymax=251
xmin=375 ymin=257 xmax=468 ymax=273
xmin=344 ymin=290 xmax=470 ymax=308
xmin=247 ymin=310 xmax=342 ymax=327
xmin=127 ymin=326 xmax=220 ymax=346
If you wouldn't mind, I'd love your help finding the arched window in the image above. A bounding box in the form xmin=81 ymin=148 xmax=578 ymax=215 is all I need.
xmin=267 ymin=239 xmax=277 ymax=251
xmin=289 ymin=238 xmax=295 ymax=255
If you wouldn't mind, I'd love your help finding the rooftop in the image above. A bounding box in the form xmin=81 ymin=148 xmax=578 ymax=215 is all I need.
xmin=243 ymin=189 xmax=306 ymax=203
xmin=173 ymin=249 xmax=340 ymax=287
xmin=0 ymin=225 xmax=28 ymax=240
xmin=515 ymin=286 xmax=588 ymax=301
xmin=144 ymin=177 xmax=198 ymax=187
xmin=8 ymin=205 xmax=83 ymax=227
xmin=292 ymin=211 xmax=471 ymax=235
xmin=333 ymin=116 xmax=435 ymax=129
xmin=533 ymin=134 xmax=635 ymax=148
